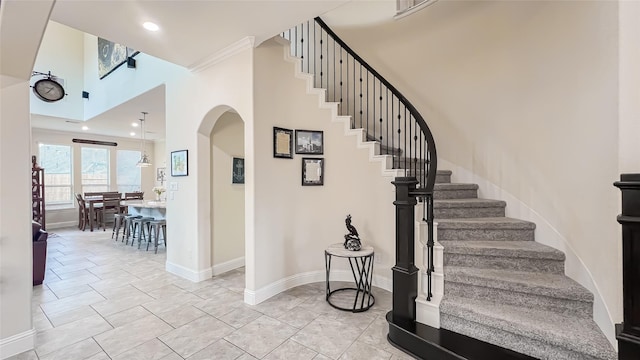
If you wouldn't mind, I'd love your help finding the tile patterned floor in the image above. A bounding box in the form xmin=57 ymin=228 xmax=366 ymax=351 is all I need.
xmin=9 ymin=227 xmax=415 ymax=360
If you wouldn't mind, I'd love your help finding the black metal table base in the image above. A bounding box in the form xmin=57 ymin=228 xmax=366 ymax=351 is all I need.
xmin=325 ymin=246 xmax=375 ymax=312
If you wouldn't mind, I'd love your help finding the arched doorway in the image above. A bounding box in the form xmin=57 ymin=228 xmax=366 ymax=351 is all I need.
xmin=210 ymin=110 xmax=245 ymax=275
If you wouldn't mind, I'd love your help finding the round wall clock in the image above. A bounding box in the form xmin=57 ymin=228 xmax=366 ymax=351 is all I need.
xmin=33 ymin=77 xmax=65 ymax=102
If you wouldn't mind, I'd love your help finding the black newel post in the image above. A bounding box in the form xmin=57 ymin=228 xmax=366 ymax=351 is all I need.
xmin=614 ymin=174 xmax=640 ymax=360
xmin=391 ymin=177 xmax=419 ymax=327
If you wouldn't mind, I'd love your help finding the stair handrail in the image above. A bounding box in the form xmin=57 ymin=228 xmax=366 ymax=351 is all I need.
xmin=282 ymin=17 xmax=437 ymax=302
xmin=312 ymin=18 xmax=438 ymax=194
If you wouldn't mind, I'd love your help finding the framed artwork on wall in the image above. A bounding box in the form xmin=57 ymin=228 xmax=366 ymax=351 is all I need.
xmin=295 ymin=130 xmax=323 ymax=155
xmin=232 ymin=157 xmax=244 ymax=184
xmin=302 ymin=157 xmax=324 ymax=186
xmin=156 ymin=167 xmax=166 ymax=182
xmin=98 ymin=37 xmax=127 ymax=79
xmin=171 ymin=150 xmax=189 ymax=177
xmin=273 ymin=127 xmax=293 ymax=158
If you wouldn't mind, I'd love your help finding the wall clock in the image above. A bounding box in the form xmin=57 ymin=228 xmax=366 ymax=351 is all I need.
xmin=32 ymin=75 xmax=65 ymax=103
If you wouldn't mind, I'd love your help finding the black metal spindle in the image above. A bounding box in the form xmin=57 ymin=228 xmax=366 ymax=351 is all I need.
xmin=359 ymin=65 xmax=363 ymax=129
xmin=281 ymin=17 xmax=438 ymax=306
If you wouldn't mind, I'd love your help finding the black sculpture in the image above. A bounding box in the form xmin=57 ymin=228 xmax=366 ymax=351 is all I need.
xmin=344 ymin=214 xmax=362 ymax=251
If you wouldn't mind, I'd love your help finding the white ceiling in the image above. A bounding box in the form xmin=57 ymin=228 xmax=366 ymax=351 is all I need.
xmin=28 ymin=0 xmax=354 ymax=141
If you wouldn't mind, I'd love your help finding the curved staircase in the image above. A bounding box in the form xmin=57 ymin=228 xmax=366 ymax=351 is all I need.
xmin=433 ymin=169 xmax=616 ymax=360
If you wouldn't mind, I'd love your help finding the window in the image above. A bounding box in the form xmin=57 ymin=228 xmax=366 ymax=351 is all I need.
xmin=39 ymin=144 xmax=73 ymax=206
xmin=117 ymin=150 xmax=141 ymax=193
xmin=81 ymin=147 xmax=109 ymax=194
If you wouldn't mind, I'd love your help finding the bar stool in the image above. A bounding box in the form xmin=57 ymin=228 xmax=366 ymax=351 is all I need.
xmin=131 ymin=217 xmax=154 ymax=249
xmin=122 ymin=215 xmax=142 ymax=244
xmin=112 ymin=213 xmax=130 ymax=240
xmin=147 ymin=219 xmax=167 ymax=253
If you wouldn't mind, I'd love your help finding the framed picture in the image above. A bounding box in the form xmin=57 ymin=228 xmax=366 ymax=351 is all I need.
xmin=295 ymin=130 xmax=324 ymax=155
xmin=302 ymin=157 xmax=324 ymax=186
xmin=232 ymin=157 xmax=244 ymax=184
xmin=171 ymin=150 xmax=189 ymax=177
xmin=98 ymin=37 xmax=128 ymax=79
xmin=156 ymin=167 xmax=166 ymax=182
xmin=273 ymin=127 xmax=293 ymax=158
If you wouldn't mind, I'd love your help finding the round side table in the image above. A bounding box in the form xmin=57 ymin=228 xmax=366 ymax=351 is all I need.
xmin=324 ymin=243 xmax=375 ymax=312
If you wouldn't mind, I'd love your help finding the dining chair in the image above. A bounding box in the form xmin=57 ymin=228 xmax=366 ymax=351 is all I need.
xmin=75 ymin=193 xmax=99 ymax=231
xmin=98 ymin=192 xmax=122 ymax=231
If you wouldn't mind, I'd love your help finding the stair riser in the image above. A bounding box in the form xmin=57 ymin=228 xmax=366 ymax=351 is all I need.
xmin=435 ymin=206 xmax=505 ymax=219
xmin=445 ymin=282 xmax=593 ymax=318
xmin=440 ymin=314 xmax=602 ymax=360
xmin=443 ymin=254 xmax=564 ymax=274
xmin=436 ymin=174 xmax=451 ymax=184
xmin=437 ymin=228 xmax=535 ymax=241
xmin=434 ymin=189 xmax=478 ymax=200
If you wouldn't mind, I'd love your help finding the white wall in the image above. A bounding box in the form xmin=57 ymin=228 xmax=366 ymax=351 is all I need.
xmin=0 ymin=82 xmax=35 ymax=358
xmin=325 ymin=0 xmax=621 ymax=341
xmin=163 ymin=43 xmax=254 ymax=285
xmin=619 ymin=1 xmax=640 ymax=174
xmin=31 ymin=21 xmax=84 ymax=121
xmin=82 ymin=33 xmax=188 ymax=121
xmin=251 ymin=38 xmax=397 ymax=298
xmin=211 ymin=111 xmax=245 ymax=271
xmin=30 ymin=128 xmax=156 ymax=227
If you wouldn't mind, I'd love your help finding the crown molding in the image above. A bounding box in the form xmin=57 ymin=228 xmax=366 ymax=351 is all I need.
xmin=188 ymin=36 xmax=255 ymax=73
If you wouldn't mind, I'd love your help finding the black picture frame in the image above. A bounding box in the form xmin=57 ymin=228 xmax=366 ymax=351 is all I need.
xmin=232 ymin=157 xmax=244 ymax=184
xmin=295 ymin=130 xmax=324 ymax=155
xmin=171 ymin=150 xmax=189 ymax=177
xmin=302 ymin=157 xmax=324 ymax=186
xmin=273 ymin=127 xmax=293 ymax=159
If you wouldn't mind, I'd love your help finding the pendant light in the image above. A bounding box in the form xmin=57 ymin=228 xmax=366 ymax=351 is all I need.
xmin=136 ymin=111 xmax=152 ymax=167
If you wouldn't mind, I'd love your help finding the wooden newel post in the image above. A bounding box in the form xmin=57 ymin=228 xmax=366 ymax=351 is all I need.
xmin=391 ymin=177 xmax=419 ymax=327
xmin=614 ymin=173 xmax=640 ymax=360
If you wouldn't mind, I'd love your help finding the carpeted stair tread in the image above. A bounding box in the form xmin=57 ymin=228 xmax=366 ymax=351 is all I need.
xmin=440 ymin=296 xmax=616 ymax=360
xmin=444 ymin=266 xmax=593 ymax=302
xmin=434 ymin=183 xmax=479 ymax=191
xmin=439 ymin=240 xmax=565 ymax=260
xmin=437 ymin=170 xmax=452 ymax=176
xmin=436 ymin=217 xmax=536 ymax=230
xmin=434 ymin=198 xmax=506 ymax=208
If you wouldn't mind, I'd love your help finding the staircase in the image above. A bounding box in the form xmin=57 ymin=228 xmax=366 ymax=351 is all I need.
xmin=280 ymin=17 xmax=617 ymax=360
xmin=431 ymin=169 xmax=616 ymax=360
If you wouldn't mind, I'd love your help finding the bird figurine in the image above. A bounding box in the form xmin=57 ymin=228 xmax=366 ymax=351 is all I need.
xmin=343 ymin=214 xmax=362 ymax=251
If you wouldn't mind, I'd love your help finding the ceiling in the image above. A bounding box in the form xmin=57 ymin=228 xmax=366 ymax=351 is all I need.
xmin=26 ymin=0 xmax=355 ymax=141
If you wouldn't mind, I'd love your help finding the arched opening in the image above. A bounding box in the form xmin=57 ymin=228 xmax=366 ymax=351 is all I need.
xmin=197 ymin=105 xmax=249 ymax=291
xmin=210 ymin=111 xmax=245 ymax=275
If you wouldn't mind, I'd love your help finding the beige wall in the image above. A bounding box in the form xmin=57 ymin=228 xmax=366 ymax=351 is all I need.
xmin=163 ymin=43 xmax=254 ymax=285
xmin=0 ymin=82 xmax=35 ymax=357
xmin=251 ymin=38 xmax=397 ymax=295
xmin=211 ymin=112 xmax=245 ymax=270
xmin=326 ymin=0 xmax=621 ymax=342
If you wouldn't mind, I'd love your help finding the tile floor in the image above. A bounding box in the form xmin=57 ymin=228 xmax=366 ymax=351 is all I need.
xmin=9 ymin=227 xmax=415 ymax=360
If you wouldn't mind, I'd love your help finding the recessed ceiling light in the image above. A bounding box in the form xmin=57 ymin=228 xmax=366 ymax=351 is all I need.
xmin=130 ymin=132 xmax=136 ymax=136
xmin=82 ymin=126 xmax=89 ymax=131
xmin=143 ymin=21 xmax=159 ymax=32
xmin=132 ymin=122 xmax=139 ymax=127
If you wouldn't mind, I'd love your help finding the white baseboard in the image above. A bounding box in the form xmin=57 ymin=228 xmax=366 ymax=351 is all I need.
xmin=439 ymin=159 xmax=617 ymax=349
xmin=244 ymin=270 xmax=392 ymax=305
xmin=45 ymin=221 xmax=77 ymax=230
xmin=0 ymin=328 xmax=35 ymax=360
xmin=212 ymin=257 xmax=245 ymax=276
xmin=165 ymin=261 xmax=212 ymax=282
